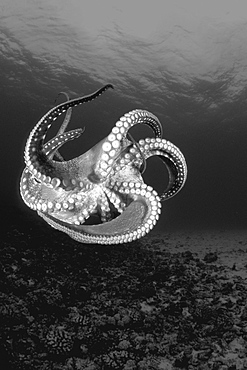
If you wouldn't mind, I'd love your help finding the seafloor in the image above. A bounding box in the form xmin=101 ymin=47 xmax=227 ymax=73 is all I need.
xmin=1 ymin=211 xmax=247 ymax=369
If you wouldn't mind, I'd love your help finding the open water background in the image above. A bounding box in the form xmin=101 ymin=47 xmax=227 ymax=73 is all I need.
xmin=1 ymin=0 xmax=247 ymax=235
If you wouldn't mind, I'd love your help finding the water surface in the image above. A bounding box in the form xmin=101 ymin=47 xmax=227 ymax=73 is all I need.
xmin=1 ymin=0 xmax=247 ymax=235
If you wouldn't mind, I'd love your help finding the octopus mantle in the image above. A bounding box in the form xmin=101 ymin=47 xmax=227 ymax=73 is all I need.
xmin=20 ymin=85 xmax=187 ymax=244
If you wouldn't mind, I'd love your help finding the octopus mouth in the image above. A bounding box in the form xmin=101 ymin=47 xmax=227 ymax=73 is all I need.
xmin=38 ymin=194 xmax=158 ymax=244
xmin=87 ymin=204 xmax=120 ymax=225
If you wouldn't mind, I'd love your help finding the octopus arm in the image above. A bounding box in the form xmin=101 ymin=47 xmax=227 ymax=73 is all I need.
xmin=136 ymin=138 xmax=187 ymax=200
xmin=43 ymin=128 xmax=84 ymax=159
xmin=37 ymin=186 xmax=161 ymax=245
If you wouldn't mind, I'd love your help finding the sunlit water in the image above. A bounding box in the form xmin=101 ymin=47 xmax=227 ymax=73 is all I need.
xmin=1 ymin=0 xmax=247 ymax=236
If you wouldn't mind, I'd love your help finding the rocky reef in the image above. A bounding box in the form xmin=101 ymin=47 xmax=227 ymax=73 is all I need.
xmin=1 ymin=224 xmax=247 ymax=369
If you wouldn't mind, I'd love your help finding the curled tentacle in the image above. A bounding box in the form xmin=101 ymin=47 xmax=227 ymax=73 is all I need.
xmin=37 ymin=182 xmax=162 ymax=244
xmin=43 ymin=128 xmax=85 ymax=159
xmin=52 ymin=92 xmax=73 ymax=161
xmin=130 ymin=138 xmax=187 ymax=200
xmin=94 ymin=109 xmax=163 ymax=181
xmin=20 ymin=84 xmax=187 ymax=245
xmin=127 ymin=132 xmax=147 ymax=174
xmin=23 ymin=85 xmax=113 ymax=194
xmin=24 ymin=84 xmax=114 ymax=180
xmin=54 ymin=92 xmax=70 ymax=105
xmin=53 ymin=92 xmax=72 ymax=139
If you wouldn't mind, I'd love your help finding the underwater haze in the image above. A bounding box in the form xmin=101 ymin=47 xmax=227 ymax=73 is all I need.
xmin=1 ymin=0 xmax=247 ymax=235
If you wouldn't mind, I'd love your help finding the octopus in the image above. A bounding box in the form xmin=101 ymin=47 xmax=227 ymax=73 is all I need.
xmin=20 ymin=84 xmax=187 ymax=244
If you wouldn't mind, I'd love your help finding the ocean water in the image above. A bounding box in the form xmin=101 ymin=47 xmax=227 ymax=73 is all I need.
xmin=1 ymin=0 xmax=247 ymax=238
